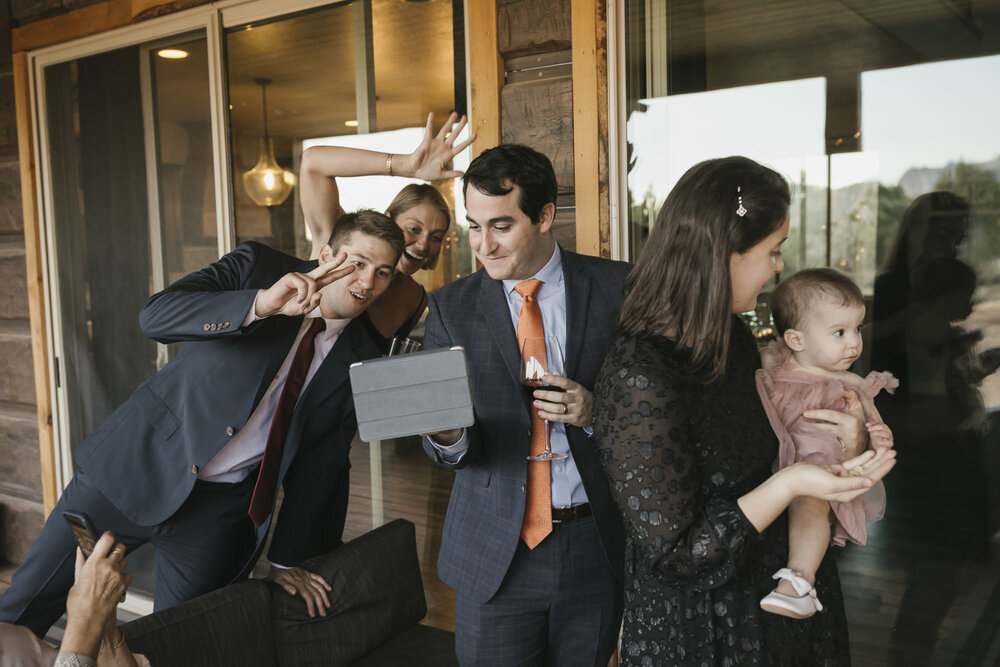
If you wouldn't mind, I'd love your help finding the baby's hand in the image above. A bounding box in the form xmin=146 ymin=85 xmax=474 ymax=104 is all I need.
xmin=867 ymin=422 xmax=894 ymax=451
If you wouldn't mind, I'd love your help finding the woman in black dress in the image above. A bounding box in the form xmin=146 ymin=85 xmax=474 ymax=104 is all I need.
xmin=593 ymin=156 xmax=897 ymax=665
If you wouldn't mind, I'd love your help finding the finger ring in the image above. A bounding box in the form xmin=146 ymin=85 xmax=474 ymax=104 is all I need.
xmin=836 ymin=437 xmax=846 ymax=454
xmin=562 ymin=404 xmax=568 ymax=414
xmin=111 ymin=546 xmax=125 ymax=559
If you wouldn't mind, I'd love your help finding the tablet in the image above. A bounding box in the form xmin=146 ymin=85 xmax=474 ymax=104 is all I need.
xmin=349 ymin=346 xmax=475 ymax=442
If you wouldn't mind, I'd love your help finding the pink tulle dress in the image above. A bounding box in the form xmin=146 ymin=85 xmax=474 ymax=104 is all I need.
xmin=755 ymin=340 xmax=899 ymax=547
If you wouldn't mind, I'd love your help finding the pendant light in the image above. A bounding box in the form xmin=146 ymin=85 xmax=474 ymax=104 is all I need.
xmin=242 ymin=77 xmax=296 ymax=207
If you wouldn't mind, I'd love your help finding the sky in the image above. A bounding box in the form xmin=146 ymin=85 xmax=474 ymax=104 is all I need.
xmin=627 ymin=53 xmax=1000 ymax=200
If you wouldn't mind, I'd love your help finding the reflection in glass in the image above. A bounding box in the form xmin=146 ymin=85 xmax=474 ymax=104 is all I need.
xmin=624 ymin=1 xmax=1000 ymax=662
xmin=44 ymin=30 xmax=216 ymax=598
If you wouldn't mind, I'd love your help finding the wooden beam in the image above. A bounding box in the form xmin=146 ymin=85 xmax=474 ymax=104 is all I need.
xmin=13 ymin=52 xmax=59 ymax=514
xmin=466 ymin=0 xmax=502 ymax=157
xmin=571 ymin=0 xmax=609 ymax=258
xmin=11 ymin=0 xmax=189 ymax=53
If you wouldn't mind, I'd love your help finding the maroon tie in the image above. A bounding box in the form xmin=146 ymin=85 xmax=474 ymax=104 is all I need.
xmin=248 ymin=317 xmax=326 ymax=526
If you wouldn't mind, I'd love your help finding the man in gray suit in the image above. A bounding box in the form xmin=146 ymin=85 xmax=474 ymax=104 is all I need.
xmin=423 ymin=145 xmax=628 ymax=665
xmin=0 ymin=211 xmax=403 ymax=638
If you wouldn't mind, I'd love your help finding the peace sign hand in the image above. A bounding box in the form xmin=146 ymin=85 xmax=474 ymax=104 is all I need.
xmin=405 ymin=112 xmax=477 ymax=182
xmin=254 ymin=251 xmax=355 ymax=318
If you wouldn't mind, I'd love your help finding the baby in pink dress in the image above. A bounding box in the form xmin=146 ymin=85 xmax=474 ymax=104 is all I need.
xmin=756 ymin=268 xmax=897 ymax=619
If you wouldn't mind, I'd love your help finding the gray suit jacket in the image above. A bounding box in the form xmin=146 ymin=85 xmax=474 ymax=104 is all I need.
xmin=74 ymin=241 xmax=378 ymax=567
xmin=423 ymin=247 xmax=629 ymax=602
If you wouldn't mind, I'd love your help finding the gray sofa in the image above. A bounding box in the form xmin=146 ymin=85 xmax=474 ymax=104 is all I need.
xmin=121 ymin=519 xmax=457 ymax=666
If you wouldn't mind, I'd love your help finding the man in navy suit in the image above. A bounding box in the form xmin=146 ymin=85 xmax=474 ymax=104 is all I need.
xmin=423 ymin=145 xmax=628 ymax=665
xmin=0 ymin=211 xmax=404 ymax=637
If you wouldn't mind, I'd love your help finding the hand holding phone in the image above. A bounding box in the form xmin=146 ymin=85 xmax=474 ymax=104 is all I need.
xmin=63 ymin=511 xmax=99 ymax=559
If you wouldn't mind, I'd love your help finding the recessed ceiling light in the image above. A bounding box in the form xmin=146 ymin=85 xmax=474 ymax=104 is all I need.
xmin=344 ymin=120 xmax=359 ymax=127
xmin=157 ymin=49 xmax=188 ymax=59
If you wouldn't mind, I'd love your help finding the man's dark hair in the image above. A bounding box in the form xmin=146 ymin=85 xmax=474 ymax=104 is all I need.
xmin=463 ymin=144 xmax=558 ymax=223
xmin=328 ymin=209 xmax=405 ymax=262
xmin=618 ymin=156 xmax=790 ymax=381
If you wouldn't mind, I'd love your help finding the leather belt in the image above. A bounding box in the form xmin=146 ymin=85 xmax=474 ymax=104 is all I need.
xmin=551 ymin=503 xmax=591 ymax=523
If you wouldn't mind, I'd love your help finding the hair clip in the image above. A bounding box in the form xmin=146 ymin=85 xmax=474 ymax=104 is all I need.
xmin=736 ymin=187 xmax=747 ymax=217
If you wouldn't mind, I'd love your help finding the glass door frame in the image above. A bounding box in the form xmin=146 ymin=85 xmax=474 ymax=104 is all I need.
xmin=26 ymin=0 xmax=348 ymax=616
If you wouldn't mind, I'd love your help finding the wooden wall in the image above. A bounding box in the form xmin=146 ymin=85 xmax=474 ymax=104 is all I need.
xmin=0 ymin=0 xmax=45 ymax=565
xmin=471 ymin=0 xmax=609 ymax=257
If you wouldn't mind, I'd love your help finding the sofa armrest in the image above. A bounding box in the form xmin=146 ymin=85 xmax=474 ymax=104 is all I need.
xmin=272 ymin=518 xmax=427 ymax=667
xmin=121 ymin=580 xmax=276 ymax=667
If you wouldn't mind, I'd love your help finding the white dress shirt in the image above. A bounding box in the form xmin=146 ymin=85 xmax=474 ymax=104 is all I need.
xmin=199 ymin=306 xmax=350 ymax=483
xmin=429 ymin=245 xmax=589 ymax=507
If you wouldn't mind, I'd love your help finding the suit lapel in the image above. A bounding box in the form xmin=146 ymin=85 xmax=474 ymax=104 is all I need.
xmin=561 ymin=249 xmax=591 ymax=381
xmin=253 ymin=315 xmax=304 ymax=409
xmin=296 ymin=318 xmax=368 ymax=414
xmin=480 ymin=275 xmax=523 ymax=391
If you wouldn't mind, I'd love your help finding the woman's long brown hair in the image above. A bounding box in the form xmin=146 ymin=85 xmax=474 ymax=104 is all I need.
xmin=618 ymin=156 xmax=790 ymax=380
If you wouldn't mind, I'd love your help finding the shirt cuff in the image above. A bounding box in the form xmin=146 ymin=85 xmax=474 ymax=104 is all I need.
xmin=243 ymin=292 xmax=263 ymax=327
xmin=55 ymin=653 xmax=97 ymax=667
xmin=427 ymin=429 xmax=469 ymax=463
xmin=269 ymin=561 xmax=292 ymax=570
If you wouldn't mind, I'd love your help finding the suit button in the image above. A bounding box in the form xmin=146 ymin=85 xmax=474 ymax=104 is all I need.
xmin=521 ymin=484 xmax=525 ymax=494
xmin=210 ymin=323 xmax=218 ymax=331
xmin=191 ymin=464 xmax=199 ymax=474
xmin=223 ymin=322 xmax=231 ymax=329
xmin=225 ymin=426 xmax=235 ymax=436
xmin=203 ymin=323 xmax=211 ymax=331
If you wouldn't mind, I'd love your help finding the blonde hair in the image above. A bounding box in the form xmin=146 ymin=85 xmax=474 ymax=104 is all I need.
xmin=386 ymin=184 xmax=451 ymax=270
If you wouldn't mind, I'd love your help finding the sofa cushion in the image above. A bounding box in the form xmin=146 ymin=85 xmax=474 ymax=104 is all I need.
xmin=121 ymin=579 xmax=276 ymax=666
xmin=273 ymin=519 xmax=427 ymax=667
xmin=352 ymin=623 xmax=458 ymax=666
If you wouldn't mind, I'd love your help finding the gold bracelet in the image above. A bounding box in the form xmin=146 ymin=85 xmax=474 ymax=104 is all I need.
xmin=386 ymin=153 xmax=393 ymax=176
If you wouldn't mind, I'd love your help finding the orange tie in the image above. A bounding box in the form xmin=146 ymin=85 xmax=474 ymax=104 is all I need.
xmin=515 ymin=279 xmax=552 ymax=549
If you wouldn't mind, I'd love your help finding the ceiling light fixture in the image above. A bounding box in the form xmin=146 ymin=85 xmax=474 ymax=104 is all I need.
xmin=242 ymin=77 xmax=296 ymax=207
xmin=157 ymin=48 xmax=189 ymax=59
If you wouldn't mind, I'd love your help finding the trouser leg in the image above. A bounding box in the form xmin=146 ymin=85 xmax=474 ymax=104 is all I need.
xmin=0 ymin=471 xmax=152 ymax=637
xmin=150 ymin=476 xmax=257 ymax=611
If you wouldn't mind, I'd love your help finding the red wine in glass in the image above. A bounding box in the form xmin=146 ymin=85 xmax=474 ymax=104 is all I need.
xmin=521 ymin=336 xmax=568 ymax=461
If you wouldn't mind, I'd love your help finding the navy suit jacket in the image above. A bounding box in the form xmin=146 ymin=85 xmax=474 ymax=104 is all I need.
xmin=422 ymin=247 xmax=630 ymax=602
xmin=74 ymin=241 xmax=378 ymax=567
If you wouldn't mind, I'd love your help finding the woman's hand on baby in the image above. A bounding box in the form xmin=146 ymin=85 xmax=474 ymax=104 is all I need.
xmin=802 ymin=389 xmax=868 ymax=457
xmin=786 ymin=449 xmax=897 ymax=504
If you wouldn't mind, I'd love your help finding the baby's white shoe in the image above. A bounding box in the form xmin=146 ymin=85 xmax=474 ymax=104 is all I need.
xmin=759 ymin=568 xmax=823 ymax=619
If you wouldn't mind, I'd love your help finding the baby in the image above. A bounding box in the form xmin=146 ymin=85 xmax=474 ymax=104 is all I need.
xmin=756 ymin=267 xmax=897 ymax=619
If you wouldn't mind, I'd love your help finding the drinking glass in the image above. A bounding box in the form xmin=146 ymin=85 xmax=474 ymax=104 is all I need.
xmin=520 ymin=335 xmax=568 ymax=461
xmin=388 ymin=336 xmax=422 ymax=356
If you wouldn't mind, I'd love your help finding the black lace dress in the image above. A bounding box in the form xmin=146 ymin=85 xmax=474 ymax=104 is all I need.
xmin=594 ymin=319 xmax=850 ymax=666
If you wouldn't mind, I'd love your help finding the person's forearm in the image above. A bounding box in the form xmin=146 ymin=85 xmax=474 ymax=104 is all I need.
xmin=98 ymin=629 xmax=140 ymax=667
xmin=59 ymin=617 xmax=106 ymax=660
xmin=301 ymin=146 xmax=414 ymax=179
xmin=736 ymin=467 xmax=797 ymax=533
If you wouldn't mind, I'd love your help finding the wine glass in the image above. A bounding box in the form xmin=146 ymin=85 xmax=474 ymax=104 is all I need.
xmin=520 ymin=335 xmax=568 ymax=461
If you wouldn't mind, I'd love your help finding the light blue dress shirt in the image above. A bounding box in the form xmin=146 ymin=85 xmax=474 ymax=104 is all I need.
xmin=428 ymin=245 xmax=589 ymax=507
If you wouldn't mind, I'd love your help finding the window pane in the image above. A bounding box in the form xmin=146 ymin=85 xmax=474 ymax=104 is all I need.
xmin=43 ymin=30 xmax=216 ymax=599
xmin=624 ymin=2 xmax=1000 ymax=662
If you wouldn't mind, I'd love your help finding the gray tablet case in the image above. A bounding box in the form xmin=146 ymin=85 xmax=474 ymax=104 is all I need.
xmin=349 ymin=346 xmax=475 ymax=442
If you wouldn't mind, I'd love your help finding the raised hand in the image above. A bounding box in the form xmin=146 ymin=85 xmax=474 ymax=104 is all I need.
xmin=255 ymin=251 xmax=354 ymax=318
xmin=405 ymin=112 xmax=477 ymax=182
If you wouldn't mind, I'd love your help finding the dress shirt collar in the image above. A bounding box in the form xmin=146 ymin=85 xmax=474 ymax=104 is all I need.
xmin=306 ymin=308 xmax=351 ymax=342
xmin=502 ymin=244 xmax=563 ymax=297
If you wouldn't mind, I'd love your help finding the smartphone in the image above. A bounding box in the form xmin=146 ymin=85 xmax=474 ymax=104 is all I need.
xmin=63 ymin=511 xmax=99 ymax=559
